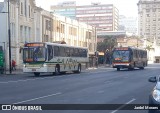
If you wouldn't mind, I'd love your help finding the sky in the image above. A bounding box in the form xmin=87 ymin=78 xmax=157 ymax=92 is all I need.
xmin=0 ymin=0 xmax=140 ymax=17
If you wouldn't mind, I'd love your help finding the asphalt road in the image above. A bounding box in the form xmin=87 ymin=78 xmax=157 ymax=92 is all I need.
xmin=0 ymin=64 xmax=160 ymax=113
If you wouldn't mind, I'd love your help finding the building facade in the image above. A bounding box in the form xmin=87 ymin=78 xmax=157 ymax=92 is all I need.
xmin=138 ymin=0 xmax=160 ymax=44
xmin=0 ymin=0 xmax=97 ymax=69
xmin=41 ymin=10 xmax=97 ymax=55
xmin=138 ymin=0 xmax=160 ymax=63
xmin=76 ymin=3 xmax=119 ymax=33
xmin=50 ymin=2 xmax=119 ymax=33
xmin=119 ymin=15 xmax=138 ymax=35
xmin=50 ymin=1 xmax=76 ymax=19
xmin=0 ymin=0 xmax=38 ymax=69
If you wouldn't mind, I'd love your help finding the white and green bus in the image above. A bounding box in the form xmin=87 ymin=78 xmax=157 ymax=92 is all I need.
xmin=23 ymin=42 xmax=88 ymax=76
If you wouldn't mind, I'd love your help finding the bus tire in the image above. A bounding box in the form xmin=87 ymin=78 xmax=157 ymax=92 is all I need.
xmin=55 ymin=65 xmax=60 ymax=75
xmin=128 ymin=68 xmax=133 ymax=71
xmin=77 ymin=64 xmax=81 ymax=73
xmin=117 ymin=68 xmax=120 ymax=71
xmin=139 ymin=67 xmax=144 ymax=70
xmin=74 ymin=64 xmax=81 ymax=73
xmin=34 ymin=72 xmax=40 ymax=77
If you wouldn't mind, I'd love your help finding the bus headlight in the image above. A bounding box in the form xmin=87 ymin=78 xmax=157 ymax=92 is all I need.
xmin=23 ymin=64 xmax=26 ymax=67
xmin=126 ymin=63 xmax=130 ymax=66
xmin=43 ymin=64 xmax=47 ymax=67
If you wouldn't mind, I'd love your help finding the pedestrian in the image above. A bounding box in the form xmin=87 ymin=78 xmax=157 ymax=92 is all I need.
xmin=12 ymin=60 xmax=16 ymax=71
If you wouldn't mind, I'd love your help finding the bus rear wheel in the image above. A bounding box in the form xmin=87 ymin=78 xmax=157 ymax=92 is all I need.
xmin=139 ymin=67 xmax=144 ymax=70
xmin=74 ymin=64 xmax=81 ymax=73
xmin=77 ymin=64 xmax=81 ymax=73
xmin=34 ymin=72 xmax=40 ymax=77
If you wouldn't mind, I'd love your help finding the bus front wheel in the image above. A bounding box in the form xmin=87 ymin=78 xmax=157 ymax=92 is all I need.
xmin=117 ymin=68 xmax=120 ymax=71
xmin=34 ymin=72 xmax=40 ymax=77
xmin=54 ymin=65 xmax=60 ymax=75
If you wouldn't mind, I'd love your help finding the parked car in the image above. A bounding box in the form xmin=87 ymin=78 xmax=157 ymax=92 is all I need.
xmin=148 ymin=76 xmax=160 ymax=113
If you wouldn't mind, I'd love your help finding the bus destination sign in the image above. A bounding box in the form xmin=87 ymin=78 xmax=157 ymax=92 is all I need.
xmin=115 ymin=48 xmax=128 ymax=50
xmin=25 ymin=43 xmax=44 ymax=47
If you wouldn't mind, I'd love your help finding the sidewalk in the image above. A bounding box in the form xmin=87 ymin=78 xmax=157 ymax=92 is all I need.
xmin=2 ymin=69 xmax=24 ymax=75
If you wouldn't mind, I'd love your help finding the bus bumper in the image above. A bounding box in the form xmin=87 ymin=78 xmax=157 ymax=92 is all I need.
xmin=23 ymin=67 xmax=49 ymax=73
xmin=112 ymin=63 xmax=132 ymax=69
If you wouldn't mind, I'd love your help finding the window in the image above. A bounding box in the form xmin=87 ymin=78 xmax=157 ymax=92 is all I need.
xmin=47 ymin=45 xmax=53 ymax=61
xmin=65 ymin=47 xmax=70 ymax=57
xmin=29 ymin=5 xmax=31 ymax=17
xmin=73 ymin=48 xmax=79 ymax=57
xmin=54 ymin=46 xmax=59 ymax=56
xmin=28 ymin=27 xmax=31 ymax=40
xmin=70 ymin=48 xmax=74 ymax=57
xmin=59 ymin=47 xmax=65 ymax=57
xmin=46 ymin=20 xmax=51 ymax=31
xmin=79 ymin=49 xmax=87 ymax=57
xmin=21 ymin=2 xmax=23 ymax=15
xmin=153 ymin=9 xmax=156 ymax=12
xmin=60 ymin=24 xmax=65 ymax=33
xmin=146 ymin=9 xmax=150 ymax=12
xmin=24 ymin=0 xmax=27 ymax=17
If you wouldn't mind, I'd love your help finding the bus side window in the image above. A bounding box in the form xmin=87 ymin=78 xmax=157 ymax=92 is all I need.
xmin=54 ymin=46 xmax=59 ymax=57
xmin=70 ymin=48 xmax=74 ymax=57
xmin=74 ymin=48 xmax=79 ymax=57
xmin=82 ymin=49 xmax=87 ymax=57
xmin=47 ymin=45 xmax=53 ymax=61
xmin=79 ymin=49 xmax=82 ymax=57
xmin=59 ymin=47 xmax=65 ymax=57
xmin=65 ymin=47 xmax=70 ymax=57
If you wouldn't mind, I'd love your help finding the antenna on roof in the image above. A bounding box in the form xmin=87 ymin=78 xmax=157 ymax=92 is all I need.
xmin=91 ymin=2 xmax=101 ymax=5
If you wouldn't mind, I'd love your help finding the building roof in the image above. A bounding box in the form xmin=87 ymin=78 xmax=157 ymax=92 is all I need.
xmin=97 ymin=31 xmax=127 ymax=36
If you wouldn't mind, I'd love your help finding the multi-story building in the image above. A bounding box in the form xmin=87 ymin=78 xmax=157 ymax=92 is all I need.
xmin=76 ymin=3 xmax=119 ymax=33
xmin=50 ymin=1 xmax=76 ymax=19
xmin=138 ymin=0 xmax=160 ymax=44
xmin=0 ymin=0 xmax=38 ymax=69
xmin=137 ymin=0 xmax=160 ymax=61
xmin=50 ymin=2 xmax=119 ymax=33
xmin=119 ymin=15 xmax=138 ymax=35
xmin=138 ymin=0 xmax=160 ymax=63
xmin=0 ymin=0 xmax=97 ymax=69
xmin=41 ymin=10 xmax=97 ymax=55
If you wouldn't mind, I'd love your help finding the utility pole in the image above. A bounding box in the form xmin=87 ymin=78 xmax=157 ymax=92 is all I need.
xmin=8 ymin=0 xmax=12 ymax=74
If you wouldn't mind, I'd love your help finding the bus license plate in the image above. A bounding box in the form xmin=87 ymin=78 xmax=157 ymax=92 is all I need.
xmin=32 ymin=69 xmax=36 ymax=71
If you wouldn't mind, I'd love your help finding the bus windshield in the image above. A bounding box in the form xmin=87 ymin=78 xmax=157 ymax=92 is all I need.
xmin=113 ymin=50 xmax=130 ymax=62
xmin=23 ymin=46 xmax=46 ymax=62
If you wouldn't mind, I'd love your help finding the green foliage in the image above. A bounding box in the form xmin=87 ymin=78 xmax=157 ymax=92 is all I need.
xmin=97 ymin=37 xmax=117 ymax=52
xmin=145 ymin=45 xmax=152 ymax=51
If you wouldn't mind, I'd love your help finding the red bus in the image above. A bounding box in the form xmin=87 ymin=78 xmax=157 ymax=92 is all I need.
xmin=112 ymin=47 xmax=148 ymax=71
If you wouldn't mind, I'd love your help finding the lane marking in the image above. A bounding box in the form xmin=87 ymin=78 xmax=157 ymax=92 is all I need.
xmin=0 ymin=77 xmax=55 ymax=84
xmin=0 ymin=70 xmax=112 ymax=84
xmin=13 ymin=92 xmax=62 ymax=104
xmin=110 ymin=98 xmax=136 ymax=113
xmin=86 ymin=70 xmax=113 ymax=74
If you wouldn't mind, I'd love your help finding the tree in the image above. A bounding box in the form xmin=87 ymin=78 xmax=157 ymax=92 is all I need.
xmin=145 ymin=45 xmax=152 ymax=51
xmin=97 ymin=37 xmax=117 ymax=52
xmin=97 ymin=37 xmax=117 ymax=64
